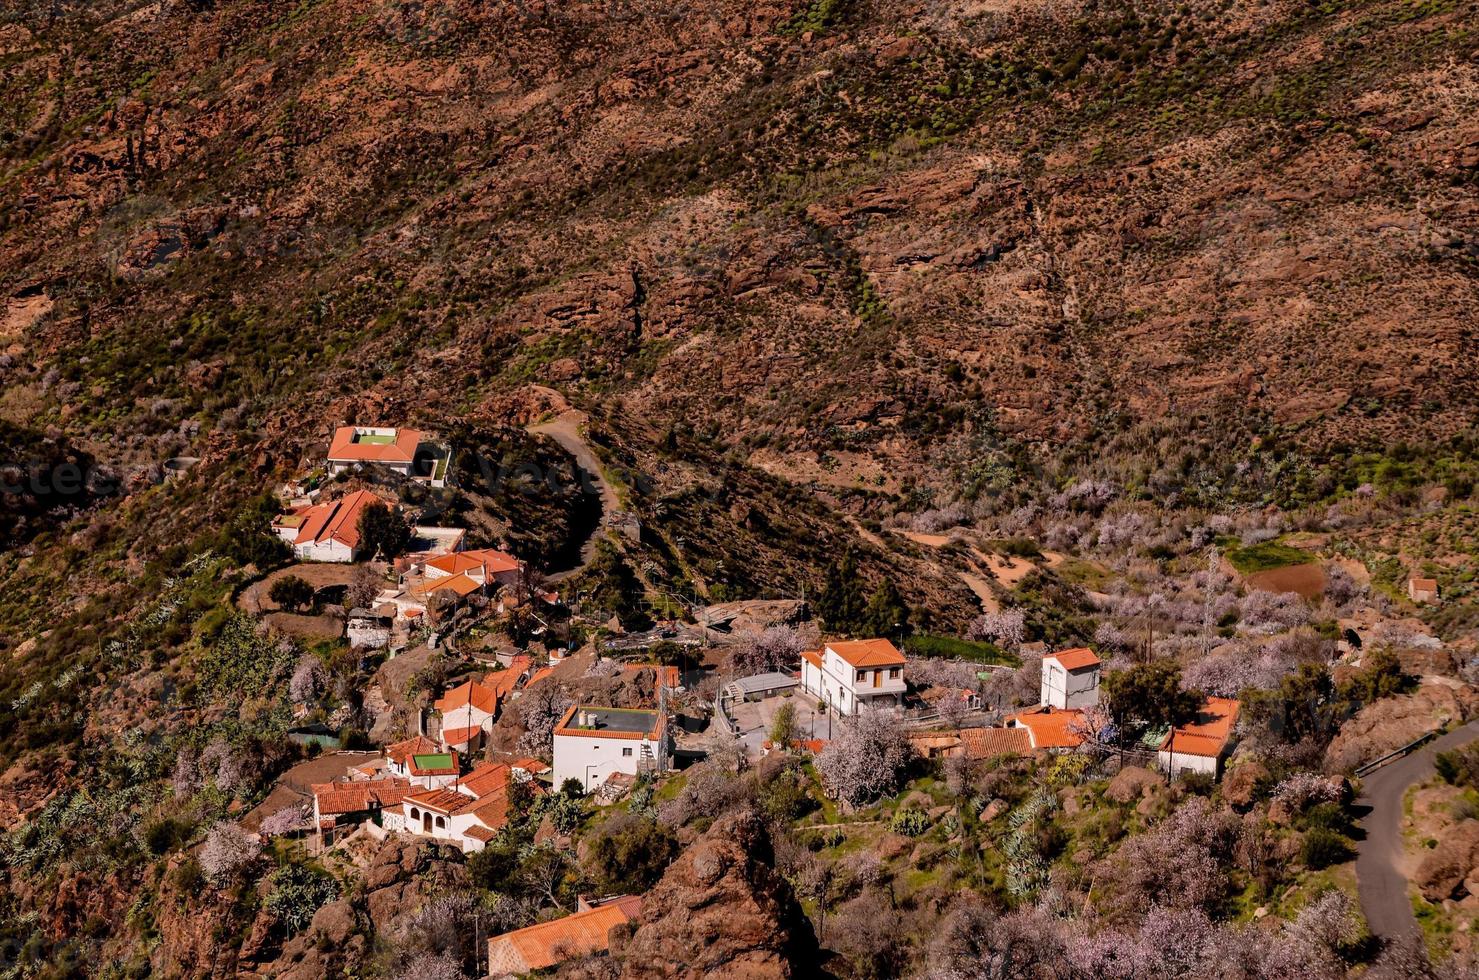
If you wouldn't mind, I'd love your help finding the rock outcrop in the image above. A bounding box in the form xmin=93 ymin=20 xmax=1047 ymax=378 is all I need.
xmin=1324 ymin=683 xmax=1479 ymax=772
xmin=609 ymin=808 xmax=820 ymax=979
xmin=1416 ymin=821 xmax=1479 ymax=903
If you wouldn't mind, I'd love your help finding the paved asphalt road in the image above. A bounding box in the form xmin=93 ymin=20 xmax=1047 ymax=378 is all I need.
xmin=1355 ymin=719 xmax=1479 ymax=942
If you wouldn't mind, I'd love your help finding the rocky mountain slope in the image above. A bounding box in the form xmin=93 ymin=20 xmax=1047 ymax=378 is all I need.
xmin=3 ymin=0 xmax=1477 ymax=509
xmin=1 ymin=0 xmax=1477 ymax=971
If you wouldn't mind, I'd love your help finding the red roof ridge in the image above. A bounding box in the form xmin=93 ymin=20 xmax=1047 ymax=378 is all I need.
xmin=1045 ymin=647 xmax=1101 ymax=671
xmin=824 ymin=638 xmax=905 ymax=667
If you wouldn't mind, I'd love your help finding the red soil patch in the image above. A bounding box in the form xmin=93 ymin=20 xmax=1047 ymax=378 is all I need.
xmin=1246 ymin=562 xmax=1327 ymax=599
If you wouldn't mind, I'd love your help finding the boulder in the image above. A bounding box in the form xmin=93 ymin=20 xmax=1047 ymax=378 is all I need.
xmin=1325 ymin=684 xmax=1479 ymax=772
xmin=613 ymin=808 xmax=821 ymax=979
xmin=309 ymin=899 xmax=357 ymax=945
xmin=1222 ymin=761 xmax=1271 ymax=810
xmin=978 ymin=799 xmax=1007 ymax=823
xmin=1106 ymin=766 xmax=1160 ymax=804
xmin=1417 ymin=822 xmax=1479 ymax=902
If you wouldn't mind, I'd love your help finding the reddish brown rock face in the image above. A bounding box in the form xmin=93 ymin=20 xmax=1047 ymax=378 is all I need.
xmin=609 ymin=809 xmax=820 ymax=979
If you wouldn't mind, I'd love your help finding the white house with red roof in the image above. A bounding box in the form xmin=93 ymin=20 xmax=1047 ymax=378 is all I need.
xmin=1040 ymin=647 xmax=1102 ymax=710
xmin=412 ymin=548 xmax=524 ymax=604
xmin=272 ymin=489 xmax=393 ymax=562
xmin=999 ymin=647 xmax=1104 ymax=751
xmin=327 ymin=425 xmax=450 ymax=488
xmin=799 ymin=638 xmax=906 ymax=715
xmin=434 ymin=678 xmax=501 ymax=753
xmin=399 ymin=760 xmax=546 ymax=852
xmin=310 ymin=777 xmax=414 ymax=835
xmin=1159 ymin=697 xmax=1241 ymax=778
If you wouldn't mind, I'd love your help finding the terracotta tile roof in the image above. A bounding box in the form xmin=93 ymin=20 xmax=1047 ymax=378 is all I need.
xmin=386 ymin=735 xmax=439 ymax=766
xmin=406 ymin=787 xmax=476 ymax=815
xmin=314 ymin=777 xmax=413 ymax=816
xmin=436 ymin=679 xmax=499 ymax=717
xmin=415 ymin=571 xmax=484 ymax=598
xmin=441 ymin=725 xmax=483 ymax=749
xmin=484 ymin=657 xmax=532 ymax=699
xmin=486 ymin=897 xmax=643 ymax=973
xmin=524 ymin=666 xmax=556 ymax=689
xmin=825 ymin=638 xmax=905 ymax=667
xmin=1410 ymin=577 xmax=1438 ymax=591
xmin=282 ymin=489 xmax=389 ymax=550
xmin=1005 ymin=706 xmax=1087 ymax=749
xmin=329 ymin=426 xmax=421 ymax=464
xmin=424 ymin=548 xmax=522 ymax=580
xmin=801 ymin=648 xmax=825 ymax=670
xmin=959 ymin=727 xmax=1034 ymax=758
xmin=462 ymin=548 xmax=522 ymax=574
xmin=1160 ymin=697 xmax=1240 ymax=758
xmin=465 ymin=824 xmax=498 ymax=843
xmin=425 ymin=552 xmax=489 ymax=577
xmin=1045 ymin=647 xmax=1101 ymax=671
xmin=622 ymin=663 xmax=681 ymax=688
xmin=461 ymin=763 xmax=514 ymax=799
xmin=511 ymin=757 xmax=550 ymax=775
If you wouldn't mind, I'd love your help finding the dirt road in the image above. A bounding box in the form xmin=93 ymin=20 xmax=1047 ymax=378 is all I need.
xmin=528 ymin=409 xmax=622 ymax=580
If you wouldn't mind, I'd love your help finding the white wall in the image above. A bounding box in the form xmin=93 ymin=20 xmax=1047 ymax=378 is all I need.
xmin=294 ymin=538 xmax=356 ymax=563
xmin=553 ymin=733 xmax=665 ymax=793
xmin=803 ymin=652 xmax=904 ymax=717
xmin=1041 ymin=661 xmax=1099 ymax=710
xmin=399 ymin=803 xmax=487 ymax=852
xmin=1158 ymin=749 xmax=1219 ymax=777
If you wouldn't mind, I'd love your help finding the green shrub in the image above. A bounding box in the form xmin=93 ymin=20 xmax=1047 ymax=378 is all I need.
xmin=583 ymin=814 xmax=679 ymax=894
xmin=892 ymin=808 xmax=931 ymax=838
xmin=268 ymin=576 xmax=314 ymax=612
xmin=905 ymin=634 xmax=1018 ymax=665
xmin=1301 ymin=828 xmax=1355 ymax=869
xmin=143 ymin=816 xmax=193 ymax=856
xmin=264 ymin=864 xmax=339 ymax=935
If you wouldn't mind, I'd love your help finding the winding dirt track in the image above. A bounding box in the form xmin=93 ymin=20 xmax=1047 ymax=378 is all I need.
xmin=527 ymin=409 xmax=620 ymax=581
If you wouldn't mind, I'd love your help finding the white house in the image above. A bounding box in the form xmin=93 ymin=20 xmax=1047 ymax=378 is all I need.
xmin=799 ymin=638 xmax=906 ymax=716
xmin=327 ymin=425 xmax=450 ymax=488
xmin=411 ymin=548 xmax=525 ymax=605
xmin=552 ymin=706 xmax=669 ymax=793
xmin=1159 ymin=697 xmax=1241 ymax=778
xmin=309 ymin=777 xmax=413 ymax=836
xmin=382 ymin=736 xmax=462 ymax=789
xmin=272 ymin=489 xmax=391 ymax=562
xmin=1040 ymin=648 xmax=1102 ymax=710
xmin=398 ymin=760 xmax=545 ymax=852
xmin=434 ymin=678 xmax=501 ymax=753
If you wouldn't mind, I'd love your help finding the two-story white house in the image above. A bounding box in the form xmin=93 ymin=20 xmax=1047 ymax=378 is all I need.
xmin=799 ymin=638 xmax=906 ymax=716
xmin=1040 ymin=647 xmax=1102 ymax=710
xmin=434 ymin=678 xmax=500 ymax=754
xmin=399 ymin=760 xmax=546 ymax=852
xmin=552 ymin=706 xmax=669 ymax=794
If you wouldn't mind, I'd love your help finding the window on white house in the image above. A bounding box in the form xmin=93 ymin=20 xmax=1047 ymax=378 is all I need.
xmin=856 ymin=670 xmax=866 ymax=682
xmin=622 ymin=747 xmax=633 ymax=757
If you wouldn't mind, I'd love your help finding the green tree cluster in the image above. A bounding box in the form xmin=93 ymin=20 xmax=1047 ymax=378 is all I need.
xmin=818 ymin=548 xmax=912 ymax=639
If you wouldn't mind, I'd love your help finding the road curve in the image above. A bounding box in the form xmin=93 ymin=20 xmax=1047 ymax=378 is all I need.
xmin=528 ymin=409 xmax=621 ymax=581
xmin=1355 ymin=719 xmax=1479 ymax=942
